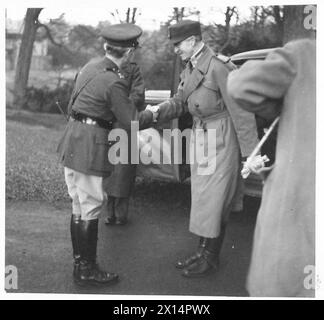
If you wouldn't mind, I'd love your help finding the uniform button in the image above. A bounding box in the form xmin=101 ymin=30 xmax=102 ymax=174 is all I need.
xmin=70 ymin=153 xmax=73 ymax=157
xmin=195 ymin=103 xmax=199 ymax=108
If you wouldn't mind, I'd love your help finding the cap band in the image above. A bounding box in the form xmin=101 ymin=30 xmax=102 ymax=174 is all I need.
xmin=104 ymin=38 xmax=138 ymax=48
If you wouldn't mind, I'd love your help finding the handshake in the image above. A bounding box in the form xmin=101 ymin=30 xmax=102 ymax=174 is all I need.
xmin=146 ymin=104 xmax=160 ymax=122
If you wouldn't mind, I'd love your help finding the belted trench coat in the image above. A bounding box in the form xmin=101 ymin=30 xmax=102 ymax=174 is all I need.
xmin=157 ymin=45 xmax=259 ymax=238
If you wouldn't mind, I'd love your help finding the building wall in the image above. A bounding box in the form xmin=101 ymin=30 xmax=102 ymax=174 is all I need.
xmin=6 ymin=35 xmax=51 ymax=71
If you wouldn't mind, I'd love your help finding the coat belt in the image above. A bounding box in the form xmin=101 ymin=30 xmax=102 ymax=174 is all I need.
xmin=193 ymin=110 xmax=229 ymax=131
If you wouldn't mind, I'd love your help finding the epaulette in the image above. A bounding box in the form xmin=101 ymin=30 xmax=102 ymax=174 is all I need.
xmin=105 ymin=66 xmax=125 ymax=79
xmin=215 ymin=53 xmax=231 ymax=64
xmin=215 ymin=53 xmax=237 ymax=71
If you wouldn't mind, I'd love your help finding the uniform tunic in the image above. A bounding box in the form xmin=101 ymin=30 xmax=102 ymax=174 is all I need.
xmin=228 ymin=39 xmax=315 ymax=297
xmin=57 ymin=57 xmax=153 ymax=178
xmin=157 ymin=45 xmax=259 ymax=238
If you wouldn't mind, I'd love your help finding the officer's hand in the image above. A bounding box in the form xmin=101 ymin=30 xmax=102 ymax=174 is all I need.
xmin=146 ymin=104 xmax=160 ymax=122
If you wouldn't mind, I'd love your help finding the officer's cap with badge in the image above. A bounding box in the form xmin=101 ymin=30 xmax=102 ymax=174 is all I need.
xmin=168 ymin=20 xmax=201 ymax=45
xmin=100 ymin=23 xmax=142 ymax=48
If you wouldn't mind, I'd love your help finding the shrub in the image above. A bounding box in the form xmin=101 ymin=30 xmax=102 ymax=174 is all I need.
xmin=25 ymin=80 xmax=74 ymax=114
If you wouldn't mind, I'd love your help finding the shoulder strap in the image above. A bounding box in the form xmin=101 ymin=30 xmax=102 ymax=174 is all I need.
xmin=215 ymin=53 xmax=237 ymax=71
xmin=67 ymin=67 xmax=113 ymax=118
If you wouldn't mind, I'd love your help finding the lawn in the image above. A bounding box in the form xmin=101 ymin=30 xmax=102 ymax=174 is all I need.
xmin=6 ymin=109 xmax=69 ymax=201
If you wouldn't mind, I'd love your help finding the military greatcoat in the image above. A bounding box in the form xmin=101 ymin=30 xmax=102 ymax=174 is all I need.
xmin=157 ymin=45 xmax=259 ymax=238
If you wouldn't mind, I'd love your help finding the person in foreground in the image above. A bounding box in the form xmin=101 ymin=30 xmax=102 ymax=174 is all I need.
xmin=227 ymin=38 xmax=315 ymax=297
xmin=57 ymin=23 xmax=157 ymax=287
xmin=147 ymin=20 xmax=259 ymax=278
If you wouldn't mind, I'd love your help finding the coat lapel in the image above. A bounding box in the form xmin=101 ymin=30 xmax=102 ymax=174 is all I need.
xmin=182 ymin=46 xmax=214 ymax=102
xmin=182 ymin=68 xmax=204 ymax=102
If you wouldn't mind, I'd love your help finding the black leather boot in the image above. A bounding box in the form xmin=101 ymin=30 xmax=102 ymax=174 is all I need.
xmin=104 ymin=197 xmax=116 ymax=225
xmin=182 ymin=225 xmax=226 ymax=278
xmin=74 ymin=219 xmax=119 ymax=286
xmin=70 ymin=215 xmax=81 ymax=278
xmin=114 ymin=197 xmax=129 ymax=225
xmin=176 ymin=237 xmax=208 ymax=269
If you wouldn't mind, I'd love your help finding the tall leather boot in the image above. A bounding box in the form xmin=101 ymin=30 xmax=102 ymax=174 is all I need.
xmin=104 ymin=197 xmax=116 ymax=225
xmin=176 ymin=237 xmax=208 ymax=269
xmin=114 ymin=197 xmax=129 ymax=225
xmin=74 ymin=219 xmax=119 ymax=286
xmin=182 ymin=225 xmax=226 ymax=278
xmin=70 ymin=215 xmax=81 ymax=278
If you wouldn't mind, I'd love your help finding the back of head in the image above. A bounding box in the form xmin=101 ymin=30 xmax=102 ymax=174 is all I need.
xmin=101 ymin=23 xmax=143 ymax=58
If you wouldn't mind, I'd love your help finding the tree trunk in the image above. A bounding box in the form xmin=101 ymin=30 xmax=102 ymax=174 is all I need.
xmin=219 ymin=7 xmax=237 ymax=53
xmin=131 ymin=8 xmax=137 ymax=24
xmin=283 ymin=5 xmax=316 ymax=44
xmin=13 ymin=8 xmax=42 ymax=109
xmin=126 ymin=8 xmax=130 ymax=23
xmin=272 ymin=5 xmax=284 ymax=44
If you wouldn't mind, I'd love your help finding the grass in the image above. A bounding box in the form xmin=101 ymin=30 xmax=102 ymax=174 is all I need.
xmin=6 ymin=109 xmax=70 ymax=201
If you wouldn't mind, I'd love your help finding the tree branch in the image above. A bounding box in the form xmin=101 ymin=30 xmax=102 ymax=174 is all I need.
xmin=37 ymin=22 xmax=74 ymax=55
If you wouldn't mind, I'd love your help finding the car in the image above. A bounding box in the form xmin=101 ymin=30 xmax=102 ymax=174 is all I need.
xmin=136 ymin=48 xmax=278 ymax=198
xmin=230 ymin=48 xmax=279 ymax=66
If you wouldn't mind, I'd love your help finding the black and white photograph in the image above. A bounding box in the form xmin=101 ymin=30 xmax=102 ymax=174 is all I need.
xmin=2 ymin=0 xmax=321 ymax=303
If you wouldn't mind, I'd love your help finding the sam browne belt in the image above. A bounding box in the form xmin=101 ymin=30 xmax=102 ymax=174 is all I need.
xmin=71 ymin=110 xmax=114 ymax=130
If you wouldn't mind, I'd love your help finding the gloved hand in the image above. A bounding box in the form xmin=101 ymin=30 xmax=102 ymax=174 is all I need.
xmin=241 ymin=154 xmax=270 ymax=178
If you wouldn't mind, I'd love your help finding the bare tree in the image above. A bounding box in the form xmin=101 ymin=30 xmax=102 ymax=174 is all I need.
xmin=167 ymin=7 xmax=200 ymax=25
xmin=272 ymin=5 xmax=284 ymax=32
xmin=13 ymin=8 xmax=43 ymax=109
xmin=126 ymin=8 xmax=131 ymax=23
xmin=111 ymin=8 xmax=139 ymax=24
xmin=249 ymin=6 xmax=284 ymax=44
xmin=13 ymin=9 xmax=79 ymax=109
xmin=251 ymin=7 xmax=260 ymax=28
xmin=283 ymin=5 xmax=316 ymax=44
xmin=173 ymin=7 xmax=185 ymax=22
xmin=131 ymin=8 xmax=138 ymax=24
xmin=219 ymin=6 xmax=238 ymax=52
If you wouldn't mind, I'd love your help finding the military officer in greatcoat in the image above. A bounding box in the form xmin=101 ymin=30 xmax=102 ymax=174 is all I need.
xmin=146 ymin=20 xmax=259 ymax=278
xmin=57 ymin=23 xmax=157 ymax=287
xmin=103 ymin=58 xmax=145 ymax=226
